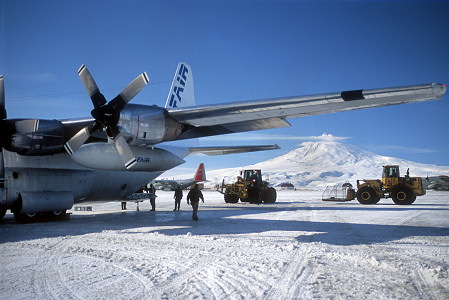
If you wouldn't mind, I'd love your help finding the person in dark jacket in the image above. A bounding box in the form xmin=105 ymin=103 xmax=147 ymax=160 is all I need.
xmin=148 ymin=184 xmax=156 ymax=211
xmin=173 ymin=186 xmax=183 ymax=211
xmin=186 ymin=184 xmax=204 ymax=221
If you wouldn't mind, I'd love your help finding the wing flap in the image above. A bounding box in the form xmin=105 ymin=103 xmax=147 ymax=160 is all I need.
xmin=177 ymin=117 xmax=291 ymax=140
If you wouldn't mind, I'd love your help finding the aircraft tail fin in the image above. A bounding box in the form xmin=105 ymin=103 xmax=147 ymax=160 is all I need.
xmin=165 ymin=62 xmax=195 ymax=108
xmin=193 ymin=163 xmax=206 ymax=182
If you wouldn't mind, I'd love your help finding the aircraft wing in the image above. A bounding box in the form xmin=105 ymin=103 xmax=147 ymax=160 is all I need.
xmin=168 ymin=83 xmax=445 ymax=138
xmin=188 ymin=145 xmax=280 ymax=156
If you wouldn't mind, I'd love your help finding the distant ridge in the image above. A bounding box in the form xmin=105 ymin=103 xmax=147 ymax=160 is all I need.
xmin=206 ymin=141 xmax=449 ymax=190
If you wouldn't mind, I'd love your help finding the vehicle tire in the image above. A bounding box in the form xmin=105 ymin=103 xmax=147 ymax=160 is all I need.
xmin=248 ymin=187 xmax=262 ymax=204
xmin=14 ymin=212 xmax=40 ymax=224
xmin=356 ymin=186 xmax=380 ymax=205
xmin=262 ymin=187 xmax=277 ymax=203
xmin=46 ymin=210 xmax=67 ymax=221
xmin=392 ymin=187 xmax=415 ymax=205
xmin=0 ymin=207 xmax=6 ymax=221
xmin=240 ymin=196 xmax=250 ymax=202
xmin=224 ymin=194 xmax=239 ymax=203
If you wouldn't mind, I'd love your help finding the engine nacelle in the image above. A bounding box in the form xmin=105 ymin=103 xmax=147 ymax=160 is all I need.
xmin=118 ymin=104 xmax=184 ymax=146
xmin=71 ymin=143 xmax=185 ymax=171
xmin=3 ymin=119 xmax=65 ymax=155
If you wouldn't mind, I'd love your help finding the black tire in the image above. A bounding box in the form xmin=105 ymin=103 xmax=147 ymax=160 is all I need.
xmin=262 ymin=187 xmax=277 ymax=203
xmin=44 ymin=210 xmax=67 ymax=221
xmin=356 ymin=186 xmax=380 ymax=205
xmin=248 ymin=187 xmax=262 ymax=204
xmin=392 ymin=187 xmax=415 ymax=205
xmin=224 ymin=194 xmax=239 ymax=203
xmin=240 ymin=196 xmax=250 ymax=202
xmin=0 ymin=207 xmax=6 ymax=221
xmin=14 ymin=212 xmax=40 ymax=224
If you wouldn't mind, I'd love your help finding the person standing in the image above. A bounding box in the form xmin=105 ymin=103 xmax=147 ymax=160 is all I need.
xmin=173 ymin=186 xmax=183 ymax=211
xmin=148 ymin=184 xmax=156 ymax=211
xmin=186 ymin=184 xmax=204 ymax=221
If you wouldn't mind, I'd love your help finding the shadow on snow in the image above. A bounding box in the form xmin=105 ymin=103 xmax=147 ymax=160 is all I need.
xmin=1 ymin=203 xmax=448 ymax=246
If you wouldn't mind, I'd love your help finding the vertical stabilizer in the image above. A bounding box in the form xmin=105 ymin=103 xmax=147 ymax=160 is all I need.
xmin=193 ymin=163 xmax=206 ymax=182
xmin=165 ymin=62 xmax=195 ymax=108
xmin=0 ymin=75 xmax=6 ymax=119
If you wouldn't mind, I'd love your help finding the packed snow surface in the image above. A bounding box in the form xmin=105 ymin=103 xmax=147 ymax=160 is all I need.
xmin=1 ymin=190 xmax=448 ymax=299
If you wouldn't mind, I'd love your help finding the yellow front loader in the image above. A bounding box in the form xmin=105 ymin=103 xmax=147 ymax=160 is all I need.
xmin=356 ymin=165 xmax=425 ymax=205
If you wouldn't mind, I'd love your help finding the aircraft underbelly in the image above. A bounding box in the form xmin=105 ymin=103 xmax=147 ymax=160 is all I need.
xmin=2 ymin=151 xmax=162 ymax=210
xmin=84 ymin=170 xmax=162 ymax=201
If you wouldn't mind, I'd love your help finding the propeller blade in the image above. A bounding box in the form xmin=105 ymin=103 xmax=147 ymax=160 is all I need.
xmin=70 ymin=66 xmax=148 ymax=169
xmin=64 ymin=123 xmax=98 ymax=155
xmin=78 ymin=65 xmax=107 ymax=109
xmin=0 ymin=75 xmax=6 ymax=119
xmin=108 ymin=72 xmax=149 ymax=112
xmin=114 ymin=133 xmax=137 ymax=169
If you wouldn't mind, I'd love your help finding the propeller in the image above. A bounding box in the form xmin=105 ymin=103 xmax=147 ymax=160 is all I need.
xmin=64 ymin=65 xmax=149 ymax=169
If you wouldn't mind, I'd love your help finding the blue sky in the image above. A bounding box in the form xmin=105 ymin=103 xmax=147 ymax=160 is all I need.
xmin=1 ymin=0 xmax=448 ymax=175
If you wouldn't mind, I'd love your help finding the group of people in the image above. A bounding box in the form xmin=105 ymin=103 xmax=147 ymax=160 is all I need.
xmin=145 ymin=184 xmax=204 ymax=221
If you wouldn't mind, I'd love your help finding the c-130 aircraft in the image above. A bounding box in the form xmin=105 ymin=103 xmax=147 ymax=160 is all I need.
xmin=0 ymin=62 xmax=446 ymax=223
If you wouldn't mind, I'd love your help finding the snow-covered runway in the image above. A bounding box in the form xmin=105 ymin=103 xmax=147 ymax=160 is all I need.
xmin=1 ymin=190 xmax=448 ymax=299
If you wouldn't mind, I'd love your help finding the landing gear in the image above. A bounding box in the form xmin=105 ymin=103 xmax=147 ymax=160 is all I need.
xmin=45 ymin=210 xmax=68 ymax=221
xmin=13 ymin=211 xmax=40 ymax=224
xmin=0 ymin=207 xmax=6 ymax=221
xmin=13 ymin=210 xmax=68 ymax=223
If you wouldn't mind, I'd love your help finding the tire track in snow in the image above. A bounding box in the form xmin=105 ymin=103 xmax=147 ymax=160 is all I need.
xmin=62 ymin=235 xmax=155 ymax=297
xmin=373 ymin=243 xmax=447 ymax=300
xmin=153 ymin=248 xmax=231 ymax=298
xmin=262 ymin=244 xmax=313 ymax=300
xmin=262 ymin=202 xmax=318 ymax=299
xmin=153 ymin=239 xmax=265 ymax=299
xmin=33 ymin=238 xmax=82 ymax=300
xmin=331 ymin=206 xmax=442 ymax=300
xmin=33 ymin=234 xmax=154 ymax=299
xmin=371 ymin=209 xmax=443 ymax=299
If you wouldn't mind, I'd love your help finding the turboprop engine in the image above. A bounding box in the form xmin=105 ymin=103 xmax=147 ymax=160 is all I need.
xmin=70 ymin=143 xmax=185 ymax=171
xmin=2 ymin=119 xmax=65 ymax=155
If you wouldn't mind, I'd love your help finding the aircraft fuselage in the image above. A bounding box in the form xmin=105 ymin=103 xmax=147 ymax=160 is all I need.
xmin=0 ymin=149 xmax=163 ymax=214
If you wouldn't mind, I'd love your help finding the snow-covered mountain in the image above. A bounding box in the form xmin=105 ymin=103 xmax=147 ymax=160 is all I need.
xmin=206 ymin=141 xmax=449 ymax=190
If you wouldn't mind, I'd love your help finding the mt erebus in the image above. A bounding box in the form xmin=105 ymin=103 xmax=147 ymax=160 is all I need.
xmin=206 ymin=141 xmax=449 ymax=190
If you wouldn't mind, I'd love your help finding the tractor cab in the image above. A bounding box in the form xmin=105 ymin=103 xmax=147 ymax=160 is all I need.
xmin=382 ymin=165 xmax=400 ymax=188
xmin=242 ymin=169 xmax=262 ymax=187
